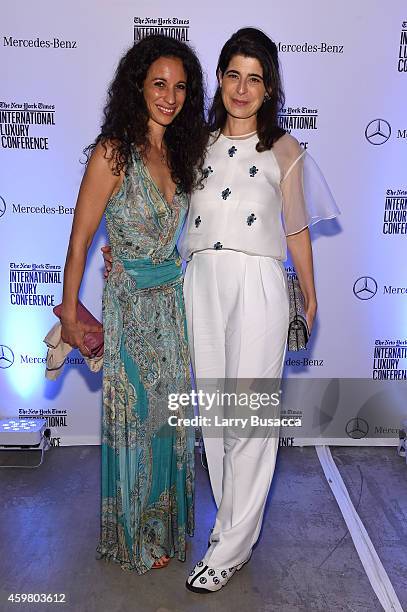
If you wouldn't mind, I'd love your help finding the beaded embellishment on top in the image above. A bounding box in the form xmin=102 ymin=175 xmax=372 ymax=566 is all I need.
xmin=203 ymin=166 xmax=213 ymax=179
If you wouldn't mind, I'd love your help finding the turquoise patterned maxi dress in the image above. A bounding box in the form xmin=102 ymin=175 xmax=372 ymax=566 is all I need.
xmin=96 ymin=149 xmax=194 ymax=574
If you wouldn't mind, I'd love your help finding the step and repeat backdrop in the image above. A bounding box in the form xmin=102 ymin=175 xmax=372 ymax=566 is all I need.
xmin=0 ymin=0 xmax=406 ymax=447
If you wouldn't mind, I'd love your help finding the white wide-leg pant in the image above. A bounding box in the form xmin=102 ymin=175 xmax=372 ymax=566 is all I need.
xmin=184 ymin=250 xmax=289 ymax=569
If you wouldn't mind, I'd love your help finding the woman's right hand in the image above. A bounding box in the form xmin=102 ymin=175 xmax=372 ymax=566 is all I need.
xmin=101 ymin=245 xmax=113 ymax=279
xmin=61 ymin=318 xmax=103 ymax=358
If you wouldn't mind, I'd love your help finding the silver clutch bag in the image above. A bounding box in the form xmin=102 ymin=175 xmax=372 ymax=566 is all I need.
xmin=287 ymin=276 xmax=309 ymax=351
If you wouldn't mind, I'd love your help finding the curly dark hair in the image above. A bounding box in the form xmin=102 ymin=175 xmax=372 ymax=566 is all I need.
xmin=208 ymin=27 xmax=286 ymax=151
xmin=85 ymin=35 xmax=208 ymax=193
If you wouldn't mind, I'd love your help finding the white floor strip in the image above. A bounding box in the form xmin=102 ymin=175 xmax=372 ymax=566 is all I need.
xmin=315 ymin=445 xmax=403 ymax=612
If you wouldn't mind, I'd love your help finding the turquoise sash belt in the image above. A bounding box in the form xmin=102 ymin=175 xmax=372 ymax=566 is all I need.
xmin=122 ymin=257 xmax=183 ymax=290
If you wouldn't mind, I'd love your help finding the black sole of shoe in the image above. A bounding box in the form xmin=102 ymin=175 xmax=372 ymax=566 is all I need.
xmin=185 ymin=581 xmax=221 ymax=594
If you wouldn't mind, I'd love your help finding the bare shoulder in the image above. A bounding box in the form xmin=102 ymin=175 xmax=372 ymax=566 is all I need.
xmin=85 ymin=140 xmax=124 ymax=191
xmin=90 ymin=140 xmax=121 ymax=170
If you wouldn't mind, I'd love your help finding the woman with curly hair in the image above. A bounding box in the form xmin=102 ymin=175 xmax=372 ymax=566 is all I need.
xmin=60 ymin=34 xmax=207 ymax=573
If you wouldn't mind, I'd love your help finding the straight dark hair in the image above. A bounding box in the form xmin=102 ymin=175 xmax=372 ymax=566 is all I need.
xmin=208 ymin=27 xmax=286 ymax=151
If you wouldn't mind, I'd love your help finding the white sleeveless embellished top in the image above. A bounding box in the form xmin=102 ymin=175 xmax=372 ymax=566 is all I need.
xmin=178 ymin=131 xmax=338 ymax=261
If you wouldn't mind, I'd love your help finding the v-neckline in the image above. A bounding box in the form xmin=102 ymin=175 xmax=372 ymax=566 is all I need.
xmin=138 ymin=151 xmax=177 ymax=210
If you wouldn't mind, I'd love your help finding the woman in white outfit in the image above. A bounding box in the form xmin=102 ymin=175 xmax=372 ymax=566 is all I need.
xmin=179 ymin=28 xmax=338 ymax=593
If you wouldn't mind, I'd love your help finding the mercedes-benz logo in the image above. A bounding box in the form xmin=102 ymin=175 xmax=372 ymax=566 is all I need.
xmin=0 ymin=345 xmax=14 ymax=369
xmin=353 ymin=276 xmax=377 ymax=300
xmin=365 ymin=119 xmax=391 ymax=145
xmin=346 ymin=417 xmax=369 ymax=439
xmin=0 ymin=196 xmax=6 ymax=219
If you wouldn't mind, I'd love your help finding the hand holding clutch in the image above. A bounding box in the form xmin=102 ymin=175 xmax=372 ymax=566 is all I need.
xmin=287 ymin=276 xmax=310 ymax=351
xmin=53 ymin=301 xmax=104 ymax=358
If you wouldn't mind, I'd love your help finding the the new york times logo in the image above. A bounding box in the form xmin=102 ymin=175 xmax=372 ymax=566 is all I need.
xmin=19 ymin=409 xmax=68 ymax=428
xmin=134 ymin=17 xmax=190 ymax=42
xmin=398 ymin=21 xmax=407 ymax=72
xmin=279 ymin=106 xmax=318 ymax=131
xmin=383 ymin=188 xmax=407 ymax=235
xmin=373 ymin=339 xmax=407 ymax=380
xmin=0 ymin=101 xmax=55 ymax=150
xmin=9 ymin=261 xmax=61 ymax=307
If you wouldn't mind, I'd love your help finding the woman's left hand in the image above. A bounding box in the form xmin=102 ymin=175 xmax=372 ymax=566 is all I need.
xmin=286 ymin=228 xmax=317 ymax=337
xmin=305 ymin=300 xmax=317 ymax=335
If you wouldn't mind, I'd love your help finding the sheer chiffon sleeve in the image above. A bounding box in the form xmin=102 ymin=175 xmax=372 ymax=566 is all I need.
xmin=273 ymin=134 xmax=340 ymax=236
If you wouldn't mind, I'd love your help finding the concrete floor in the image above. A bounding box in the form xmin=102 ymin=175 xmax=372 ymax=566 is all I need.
xmin=0 ymin=446 xmax=405 ymax=612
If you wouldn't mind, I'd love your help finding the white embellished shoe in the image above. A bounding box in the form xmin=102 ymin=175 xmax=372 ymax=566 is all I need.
xmin=185 ymin=552 xmax=252 ymax=594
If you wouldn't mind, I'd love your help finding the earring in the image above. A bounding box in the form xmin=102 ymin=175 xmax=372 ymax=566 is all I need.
xmin=263 ymin=93 xmax=270 ymax=102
